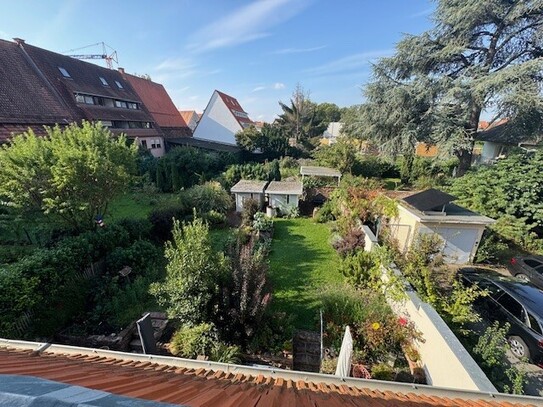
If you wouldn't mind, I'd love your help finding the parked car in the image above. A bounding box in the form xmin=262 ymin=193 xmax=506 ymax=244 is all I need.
xmin=459 ymin=267 xmax=543 ymax=366
xmin=508 ymin=255 xmax=543 ymax=289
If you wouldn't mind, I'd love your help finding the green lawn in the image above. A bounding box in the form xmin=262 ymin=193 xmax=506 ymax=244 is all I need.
xmin=108 ymin=192 xmax=178 ymax=221
xmin=269 ymin=218 xmax=342 ymax=330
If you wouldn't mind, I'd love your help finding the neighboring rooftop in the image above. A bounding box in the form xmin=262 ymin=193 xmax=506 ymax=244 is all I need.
xmin=300 ymin=166 xmax=342 ymax=178
xmin=0 ymin=341 xmax=539 ymax=407
xmin=120 ymin=70 xmax=191 ymax=136
xmin=215 ymin=90 xmax=254 ymax=128
xmin=166 ymin=136 xmax=240 ymax=152
xmin=476 ymin=122 xmax=542 ymax=146
xmin=403 ymin=188 xmax=458 ymax=212
xmin=266 ymin=181 xmax=303 ymax=195
xmin=231 ymin=180 xmax=268 ymax=193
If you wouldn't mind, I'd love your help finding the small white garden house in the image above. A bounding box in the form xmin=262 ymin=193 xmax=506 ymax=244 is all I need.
xmin=388 ymin=189 xmax=495 ymax=264
xmin=300 ymin=166 xmax=341 ymax=185
xmin=265 ymin=181 xmax=303 ymax=213
xmin=231 ymin=180 xmax=268 ymax=213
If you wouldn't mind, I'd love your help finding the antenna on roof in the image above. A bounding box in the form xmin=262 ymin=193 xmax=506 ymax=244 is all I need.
xmin=64 ymin=42 xmax=118 ymax=69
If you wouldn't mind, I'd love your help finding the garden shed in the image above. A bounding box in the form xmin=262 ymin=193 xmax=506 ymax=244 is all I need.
xmin=388 ymin=189 xmax=495 ymax=264
xmin=265 ymin=181 xmax=303 ymax=214
xmin=231 ymin=180 xmax=268 ymax=212
xmin=300 ymin=166 xmax=341 ymax=185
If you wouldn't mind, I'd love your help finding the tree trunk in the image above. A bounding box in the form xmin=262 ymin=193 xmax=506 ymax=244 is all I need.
xmin=455 ymin=147 xmax=473 ymax=177
xmin=456 ymin=103 xmax=482 ymax=176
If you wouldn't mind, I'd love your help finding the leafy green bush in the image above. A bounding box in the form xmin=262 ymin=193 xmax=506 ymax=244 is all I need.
xmin=241 ymin=198 xmax=260 ymax=226
xmin=339 ymin=250 xmax=381 ymax=289
xmin=169 ymin=323 xmax=218 ymax=358
xmin=371 ymin=363 xmax=395 ymax=381
xmin=148 ymin=201 xmax=190 ymax=242
xmin=208 ymin=342 xmax=241 ymax=364
xmin=352 ymin=157 xmax=399 ymax=179
xmin=180 ymin=182 xmax=233 ymax=215
xmin=253 ymin=212 xmax=273 ymax=232
xmin=332 ymin=226 xmax=365 ymax=257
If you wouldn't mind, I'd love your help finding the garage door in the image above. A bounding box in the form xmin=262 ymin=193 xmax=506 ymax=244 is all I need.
xmin=430 ymin=227 xmax=479 ymax=264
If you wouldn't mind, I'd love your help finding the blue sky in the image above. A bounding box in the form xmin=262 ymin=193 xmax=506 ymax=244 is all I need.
xmin=0 ymin=0 xmax=435 ymax=122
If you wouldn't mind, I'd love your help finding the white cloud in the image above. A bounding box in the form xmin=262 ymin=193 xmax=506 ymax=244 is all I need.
xmin=409 ymin=7 xmax=434 ymax=18
xmin=273 ymin=82 xmax=285 ymax=90
xmin=187 ymin=0 xmax=310 ymax=52
xmin=304 ymin=50 xmax=393 ymax=77
xmin=272 ymin=45 xmax=326 ymax=55
xmin=252 ymin=86 xmax=266 ymax=92
xmin=155 ymin=57 xmax=196 ymax=71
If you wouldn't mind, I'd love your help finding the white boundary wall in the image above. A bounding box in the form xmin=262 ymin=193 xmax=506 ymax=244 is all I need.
xmin=363 ymin=227 xmax=496 ymax=392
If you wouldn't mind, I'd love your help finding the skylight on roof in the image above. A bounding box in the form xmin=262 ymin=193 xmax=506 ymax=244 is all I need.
xmin=99 ymin=77 xmax=109 ymax=86
xmin=115 ymin=80 xmax=123 ymax=89
xmin=58 ymin=67 xmax=71 ymax=78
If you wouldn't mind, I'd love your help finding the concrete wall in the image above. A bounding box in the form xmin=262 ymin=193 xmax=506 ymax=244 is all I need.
xmin=388 ymin=205 xmax=418 ymax=254
xmin=193 ymin=91 xmax=241 ymax=145
xmin=363 ymin=227 xmax=496 ymax=392
xmin=361 ymin=225 xmax=378 ymax=252
xmin=480 ymin=141 xmax=502 ymax=163
xmin=269 ymin=193 xmax=299 ymax=212
xmin=234 ymin=192 xmax=264 ymax=213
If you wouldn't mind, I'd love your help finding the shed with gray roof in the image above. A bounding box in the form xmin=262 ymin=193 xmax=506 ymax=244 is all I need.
xmin=265 ymin=181 xmax=303 ymax=214
xmin=231 ymin=180 xmax=268 ymax=212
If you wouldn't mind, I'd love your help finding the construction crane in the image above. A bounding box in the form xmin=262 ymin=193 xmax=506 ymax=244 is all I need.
xmin=65 ymin=42 xmax=118 ymax=69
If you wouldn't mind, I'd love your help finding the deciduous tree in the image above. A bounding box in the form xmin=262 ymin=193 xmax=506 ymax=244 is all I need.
xmin=0 ymin=121 xmax=137 ymax=230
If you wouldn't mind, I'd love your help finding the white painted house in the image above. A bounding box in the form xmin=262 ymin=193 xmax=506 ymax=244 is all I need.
xmin=321 ymin=122 xmax=343 ymax=145
xmin=388 ymin=189 xmax=494 ymax=264
xmin=192 ymin=90 xmax=254 ymax=145
xmin=231 ymin=180 xmax=268 ymax=213
xmin=265 ymin=181 xmax=304 ymax=214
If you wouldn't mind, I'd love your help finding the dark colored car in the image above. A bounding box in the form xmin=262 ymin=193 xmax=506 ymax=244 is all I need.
xmin=509 ymin=255 xmax=543 ymax=290
xmin=459 ymin=268 xmax=543 ymax=366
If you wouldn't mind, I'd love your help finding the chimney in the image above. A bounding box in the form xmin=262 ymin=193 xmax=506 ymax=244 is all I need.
xmin=13 ymin=38 xmax=26 ymax=45
xmin=118 ymin=67 xmax=125 ymax=74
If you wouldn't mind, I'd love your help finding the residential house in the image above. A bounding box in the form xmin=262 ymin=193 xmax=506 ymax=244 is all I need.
xmin=475 ymin=121 xmax=542 ymax=164
xmin=388 ymin=189 xmax=494 ymax=264
xmin=179 ymin=110 xmax=200 ymax=132
xmin=120 ymin=69 xmax=192 ymax=156
xmin=230 ymin=180 xmax=268 ymax=212
xmin=0 ymin=38 xmax=163 ymax=154
xmin=192 ymin=90 xmax=254 ymax=145
xmin=265 ymin=181 xmax=303 ymax=214
xmin=321 ymin=121 xmax=343 ymax=145
xmin=0 ymin=39 xmax=75 ymax=143
xmin=415 ymin=142 xmax=439 ymax=157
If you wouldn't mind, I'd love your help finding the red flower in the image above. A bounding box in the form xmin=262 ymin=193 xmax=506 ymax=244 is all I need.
xmin=398 ymin=317 xmax=408 ymax=326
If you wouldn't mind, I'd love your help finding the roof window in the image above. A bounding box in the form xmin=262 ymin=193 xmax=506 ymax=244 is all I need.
xmin=99 ymin=77 xmax=109 ymax=86
xmin=115 ymin=80 xmax=123 ymax=89
xmin=58 ymin=67 xmax=71 ymax=78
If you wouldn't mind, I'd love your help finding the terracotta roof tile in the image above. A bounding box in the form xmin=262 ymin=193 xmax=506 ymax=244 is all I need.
xmin=0 ymin=345 xmax=539 ymax=407
xmin=215 ymin=90 xmax=254 ymax=128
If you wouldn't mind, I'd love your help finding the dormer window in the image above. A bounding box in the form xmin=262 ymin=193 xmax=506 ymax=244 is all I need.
xmin=58 ymin=67 xmax=71 ymax=78
xmin=115 ymin=80 xmax=123 ymax=89
xmin=99 ymin=77 xmax=109 ymax=86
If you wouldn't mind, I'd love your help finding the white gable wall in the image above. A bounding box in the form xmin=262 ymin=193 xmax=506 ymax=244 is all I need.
xmin=192 ymin=91 xmax=242 ymax=145
xmin=268 ymin=193 xmax=300 ymax=212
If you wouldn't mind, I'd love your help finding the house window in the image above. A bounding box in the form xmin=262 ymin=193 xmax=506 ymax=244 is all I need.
xmin=115 ymin=80 xmax=123 ymax=89
xmin=286 ymin=195 xmax=290 ymax=204
xmin=127 ymin=102 xmax=138 ymax=109
xmin=141 ymin=140 xmax=148 ymax=149
xmin=156 ymin=140 xmax=162 ymax=149
xmin=75 ymin=94 xmax=85 ymax=103
xmin=151 ymin=140 xmax=157 ymax=149
xmin=115 ymin=100 xmax=128 ymax=108
xmin=99 ymin=77 xmax=109 ymax=86
xmin=84 ymin=95 xmax=94 ymax=104
xmin=101 ymin=120 xmax=113 ymax=127
xmin=58 ymin=67 xmax=71 ymax=78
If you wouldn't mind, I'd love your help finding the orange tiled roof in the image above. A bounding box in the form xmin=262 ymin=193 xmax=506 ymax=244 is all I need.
xmin=0 ymin=343 xmax=539 ymax=407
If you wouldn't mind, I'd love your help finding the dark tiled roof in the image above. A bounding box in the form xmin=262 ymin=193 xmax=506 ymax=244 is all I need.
xmin=0 ymin=39 xmax=74 ymax=127
xmin=0 ymin=344 xmax=538 ymax=407
xmin=476 ymin=122 xmax=542 ymax=146
xmin=403 ymin=188 xmax=457 ymax=212
xmin=121 ymin=72 xmax=189 ymax=130
xmin=20 ymin=42 xmax=157 ymax=130
xmin=215 ymin=90 xmax=254 ymax=128
xmin=166 ymin=136 xmax=240 ymax=152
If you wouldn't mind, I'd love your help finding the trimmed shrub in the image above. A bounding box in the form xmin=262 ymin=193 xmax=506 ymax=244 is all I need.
xmin=169 ymin=323 xmax=218 ymax=358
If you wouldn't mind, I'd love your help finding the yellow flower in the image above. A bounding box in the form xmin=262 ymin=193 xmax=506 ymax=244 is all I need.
xmin=372 ymin=322 xmax=380 ymax=330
